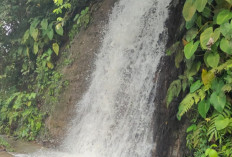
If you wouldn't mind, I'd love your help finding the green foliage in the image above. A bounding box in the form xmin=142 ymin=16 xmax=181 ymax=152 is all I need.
xmin=166 ymin=0 xmax=232 ymax=155
xmin=0 ymin=0 xmax=94 ymax=140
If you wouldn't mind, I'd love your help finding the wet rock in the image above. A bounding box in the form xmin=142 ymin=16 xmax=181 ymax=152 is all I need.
xmin=152 ymin=0 xmax=189 ymax=157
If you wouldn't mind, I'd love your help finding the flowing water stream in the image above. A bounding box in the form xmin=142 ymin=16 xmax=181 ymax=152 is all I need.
xmin=15 ymin=0 xmax=171 ymax=156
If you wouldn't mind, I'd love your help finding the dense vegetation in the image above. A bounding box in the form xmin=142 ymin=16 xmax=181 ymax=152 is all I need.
xmin=167 ymin=0 xmax=232 ymax=156
xmin=0 ymin=0 xmax=92 ymax=141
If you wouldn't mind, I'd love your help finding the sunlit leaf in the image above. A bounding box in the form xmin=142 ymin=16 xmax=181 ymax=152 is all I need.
xmin=55 ymin=23 xmax=63 ymax=36
xmin=194 ymin=0 xmax=207 ymax=12
xmin=216 ymin=9 xmax=232 ymax=25
xmin=206 ymin=52 xmax=220 ymax=68
xmin=182 ymin=0 xmax=196 ymax=22
xmin=198 ymin=100 xmax=210 ymax=118
xmin=220 ymin=38 xmax=232 ymax=54
xmin=184 ymin=40 xmax=199 ymax=59
xmin=52 ymin=43 xmax=59 ymax=56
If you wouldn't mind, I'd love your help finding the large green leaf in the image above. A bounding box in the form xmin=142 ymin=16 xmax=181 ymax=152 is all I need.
xmin=215 ymin=115 xmax=230 ymax=130
xmin=211 ymin=28 xmax=221 ymax=43
xmin=190 ymin=80 xmax=202 ymax=93
xmin=55 ymin=23 xmax=63 ymax=36
xmin=184 ymin=41 xmax=199 ymax=59
xmin=205 ymin=149 xmax=218 ymax=157
xmin=186 ymin=28 xmax=198 ymax=42
xmin=198 ymin=100 xmax=210 ymax=118
xmin=52 ymin=43 xmax=59 ymax=56
xmin=220 ymin=22 xmax=232 ymax=40
xmin=220 ymin=38 xmax=232 ymax=54
xmin=200 ymin=27 xmax=213 ymax=49
xmin=210 ymin=92 xmax=226 ymax=112
xmin=200 ymin=27 xmax=220 ymax=49
xmin=183 ymin=0 xmax=196 ymax=22
xmin=194 ymin=0 xmax=207 ymax=12
xmin=206 ymin=52 xmax=220 ymax=68
xmin=216 ymin=9 xmax=232 ymax=25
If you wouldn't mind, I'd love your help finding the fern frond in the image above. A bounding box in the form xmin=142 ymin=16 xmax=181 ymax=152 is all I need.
xmin=177 ymin=87 xmax=207 ymax=120
xmin=166 ymin=79 xmax=182 ymax=108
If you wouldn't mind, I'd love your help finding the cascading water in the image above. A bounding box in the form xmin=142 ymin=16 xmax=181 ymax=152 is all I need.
xmin=16 ymin=0 xmax=171 ymax=156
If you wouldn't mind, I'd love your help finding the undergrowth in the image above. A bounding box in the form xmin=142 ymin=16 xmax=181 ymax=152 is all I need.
xmin=166 ymin=0 xmax=232 ymax=156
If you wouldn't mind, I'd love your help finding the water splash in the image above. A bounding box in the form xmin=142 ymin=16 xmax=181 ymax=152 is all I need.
xmin=16 ymin=0 xmax=171 ymax=156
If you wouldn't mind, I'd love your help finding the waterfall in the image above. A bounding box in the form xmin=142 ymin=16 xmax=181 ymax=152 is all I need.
xmin=16 ymin=0 xmax=171 ymax=156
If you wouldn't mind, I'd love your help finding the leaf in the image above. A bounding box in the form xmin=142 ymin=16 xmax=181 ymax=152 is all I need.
xmin=186 ymin=13 xmax=197 ymax=29
xmin=210 ymin=92 xmax=226 ymax=113
xmin=194 ymin=0 xmax=207 ymax=12
xmin=175 ymin=49 xmax=184 ymax=68
xmin=211 ymin=28 xmax=221 ymax=43
xmin=187 ymin=61 xmax=201 ymax=77
xmin=220 ymin=21 xmax=232 ymax=40
xmin=41 ymin=19 xmax=48 ymax=30
xmin=166 ymin=42 xmax=180 ymax=56
xmin=216 ymin=9 xmax=232 ymax=25
xmin=33 ymin=42 xmax=39 ymax=54
xmin=47 ymin=29 xmax=54 ymax=40
xmin=186 ymin=28 xmax=198 ymax=42
xmin=206 ymin=52 xmax=220 ymax=68
xmin=182 ymin=0 xmax=196 ymax=22
xmin=215 ymin=116 xmax=230 ymax=130
xmin=186 ymin=124 xmax=197 ymax=133
xmin=55 ymin=23 xmax=63 ymax=36
xmin=184 ymin=41 xmax=199 ymax=59
xmin=226 ymin=0 xmax=232 ymax=5
xmin=202 ymin=6 xmax=211 ymax=18
xmin=52 ymin=43 xmax=59 ymax=56
xmin=22 ymin=30 xmax=30 ymax=44
xmin=47 ymin=62 xmax=54 ymax=69
xmin=202 ymin=69 xmax=215 ymax=85
xmin=26 ymin=101 xmax=32 ymax=107
xmin=220 ymin=38 xmax=232 ymax=54
xmin=206 ymin=149 xmax=218 ymax=157
xmin=166 ymin=80 xmax=182 ymax=107
xmin=200 ymin=27 xmax=213 ymax=49
xmin=198 ymin=100 xmax=210 ymax=118
xmin=190 ymin=80 xmax=203 ymax=93
xmin=30 ymin=26 xmax=39 ymax=41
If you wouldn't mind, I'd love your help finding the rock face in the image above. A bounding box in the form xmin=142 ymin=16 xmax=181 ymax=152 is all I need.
xmin=152 ymin=1 xmax=189 ymax=157
xmin=44 ymin=0 xmax=118 ymax=145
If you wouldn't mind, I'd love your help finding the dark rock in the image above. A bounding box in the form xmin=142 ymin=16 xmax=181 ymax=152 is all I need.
xmin=152 ymin=0 xmax=190 ymax=157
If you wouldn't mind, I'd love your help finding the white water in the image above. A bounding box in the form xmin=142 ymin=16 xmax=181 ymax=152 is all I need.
xmin=16 ymin=0 xmax=171 ymax=156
